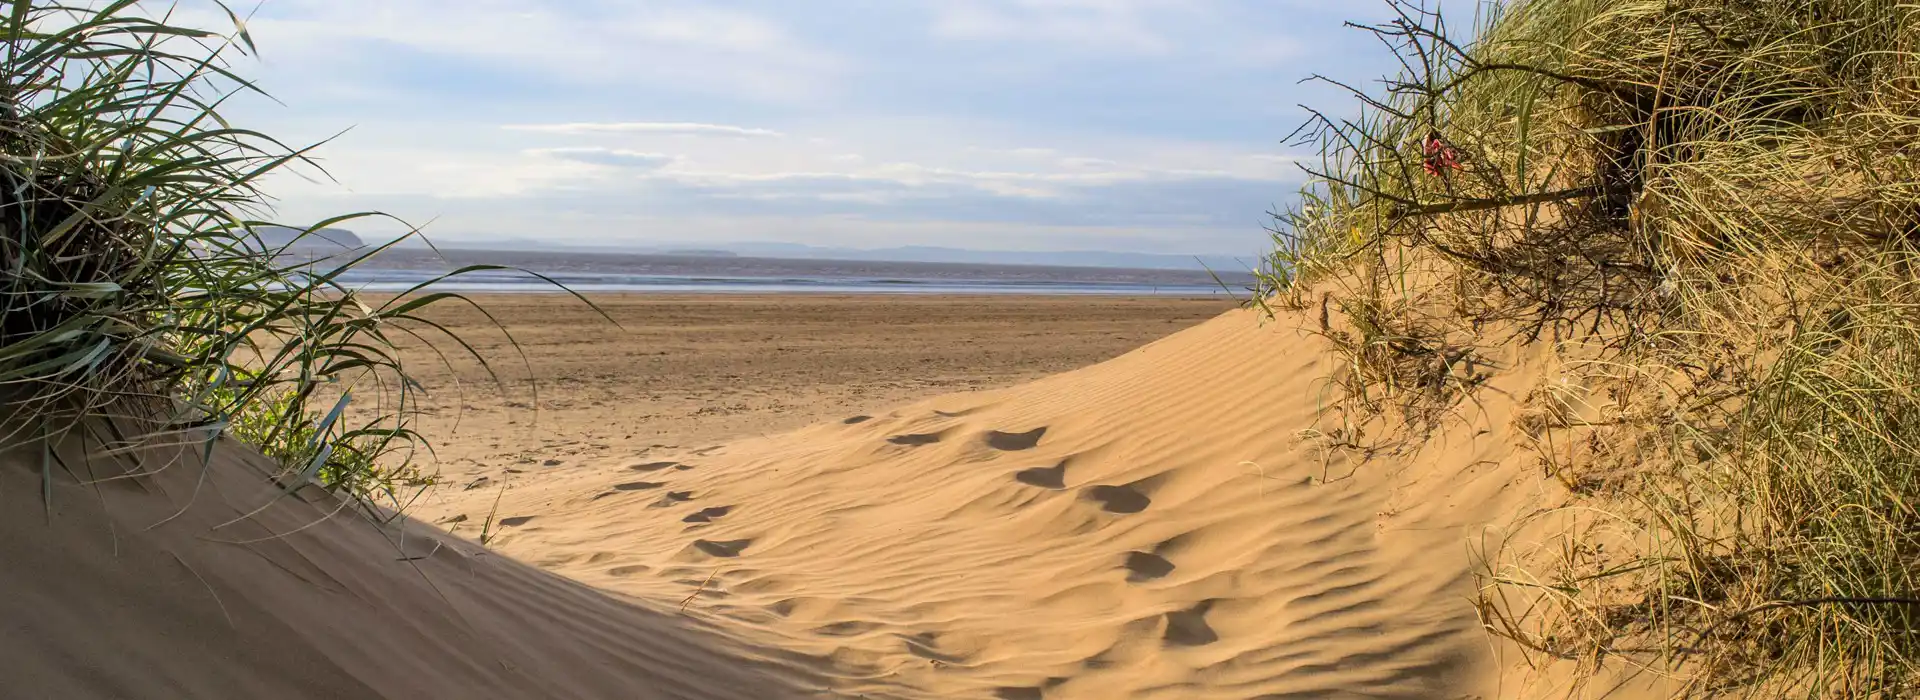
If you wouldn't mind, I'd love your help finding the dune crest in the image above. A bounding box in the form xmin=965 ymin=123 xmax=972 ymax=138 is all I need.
xmin=426 ymin=307 xmax=1575 ymax=699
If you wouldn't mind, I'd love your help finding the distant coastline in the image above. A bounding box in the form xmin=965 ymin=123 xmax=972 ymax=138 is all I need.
xmin=364 ymin=237 xmax=1254 ymax=272
xmin=321 ymin=247 xmax=1254 ymax=297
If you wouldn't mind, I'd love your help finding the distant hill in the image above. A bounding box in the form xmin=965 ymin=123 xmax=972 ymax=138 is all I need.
xmin=248 ymin=225 xmax=364 ymax=251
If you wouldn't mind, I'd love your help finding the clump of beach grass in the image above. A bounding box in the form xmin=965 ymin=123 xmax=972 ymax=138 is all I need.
xmin=1263 ymin=0 xmax=1920 ymax=695
xmin=0 ymin=0 xmax=592 ymax=513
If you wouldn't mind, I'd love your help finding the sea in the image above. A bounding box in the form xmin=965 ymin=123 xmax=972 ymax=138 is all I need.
xmin=319 ymin=248 xmax=1259 ymax=297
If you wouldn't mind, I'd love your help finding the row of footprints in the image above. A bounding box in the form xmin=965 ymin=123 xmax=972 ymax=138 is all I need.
xmin=882 ymin=419 xmax=1222 ymax=661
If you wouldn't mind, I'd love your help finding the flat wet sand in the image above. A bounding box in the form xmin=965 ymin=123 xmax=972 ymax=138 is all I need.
xmin=394 ymin=294 xmax=1236 ymax=482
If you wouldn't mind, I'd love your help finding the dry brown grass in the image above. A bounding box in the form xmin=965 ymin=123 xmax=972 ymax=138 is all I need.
xmin=1259 ymin=0 xmax=1920 ymax=695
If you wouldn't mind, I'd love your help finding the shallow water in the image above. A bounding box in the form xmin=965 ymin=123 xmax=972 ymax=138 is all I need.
xmin=310 ymin=248 xmax=1256 ymax=296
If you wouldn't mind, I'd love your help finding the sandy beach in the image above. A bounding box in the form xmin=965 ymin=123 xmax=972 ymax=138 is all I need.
xmin=401 ymin=301 xmax=1561 ymax=699
xmin=8 ymin=292 xmax=1636 ymax=700
xmin=14 ymin=0 xmax=1891 ymax=695
xmin=393 ymin=294 xmax=1237 ymax=486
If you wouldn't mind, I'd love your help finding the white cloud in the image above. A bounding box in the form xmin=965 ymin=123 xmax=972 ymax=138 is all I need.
xmin=925 ymin=0 xmax=1305 ymax=65
xmin=931 ymin=0 xmax=1181 ymax=54
xmin=226 ymin=0 xmax=842 ymax=102
xmin=1060 ymin=156 xmax=1117 ymax=168
xmin=527 ymin=148 xmax=679 ymax=169
xmin=264 ymin=146 xmax=608 ymax=200
xmin=176 ymin=0 xmax=1370 ymax=255
xmin=643 ymin=155 xmax=1294 ymax=209
xmin=504 ymin=122 xmax=785 ymax=138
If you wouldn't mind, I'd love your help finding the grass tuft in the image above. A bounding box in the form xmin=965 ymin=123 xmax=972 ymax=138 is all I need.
xmin=1270 ymin=0 xmax=1920 ymax=694
xmin=0 ymin=0 xmax=594 ymax=514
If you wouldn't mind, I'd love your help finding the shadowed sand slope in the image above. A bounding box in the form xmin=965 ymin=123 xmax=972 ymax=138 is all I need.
xmin=0 ymin=433 xmax=822 ymax=699
xmin=424 ymin=308 xmax=1563 ymax=699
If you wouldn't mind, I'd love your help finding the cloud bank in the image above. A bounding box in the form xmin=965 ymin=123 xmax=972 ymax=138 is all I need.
xmin=205 ymin=0 xmax=1401 ymax=255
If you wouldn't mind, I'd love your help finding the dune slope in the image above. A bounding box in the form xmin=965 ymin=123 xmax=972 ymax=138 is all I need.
xmin=0 ymin=427 xmax=821 ymax=699
xmin=425 ymin=307 xmax=1562 ymax=699
xmin=8 ymin=307 xmax=1595 ymax=699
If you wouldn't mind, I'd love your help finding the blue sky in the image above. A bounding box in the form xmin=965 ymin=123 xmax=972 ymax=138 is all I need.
xmin=195 ymin=0 xmax=1402 ymax=256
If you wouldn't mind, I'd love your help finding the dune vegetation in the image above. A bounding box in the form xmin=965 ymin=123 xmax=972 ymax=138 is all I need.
xmin=0 ymin=0 xmax=562 ymax=511
xmin=1261 ymin=0 xmax=1920 ymax=695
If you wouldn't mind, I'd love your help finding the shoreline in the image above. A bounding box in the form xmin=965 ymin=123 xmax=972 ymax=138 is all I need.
xmin=350 ymin=286 xmax=1245 ymax=298
xmin=367 ymin=290 xmax=1245 ymax=298
xmin=371 ymin=290 xmax=1241 ymax=296
xmin=326 ymin=249 xmax=1258 ymax=298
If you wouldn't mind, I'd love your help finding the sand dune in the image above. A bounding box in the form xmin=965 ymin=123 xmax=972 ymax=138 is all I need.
xmin=2 ymin=426 xmax=820 ymax=698
xmin=9 ymin=305 xmax=1615 ymax=699
xmin=420 ymin=307 xmax=1570 ymax=699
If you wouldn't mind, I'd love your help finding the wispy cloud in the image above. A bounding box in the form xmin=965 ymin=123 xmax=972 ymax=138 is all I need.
xmin=224 ymin=0 xmax=843 ymax=102
xmin=527 ymin=148 xmax=680 ymax=169
xmin=930 ymin=0 xmax=1185 ymax=54
xmin=206 ymin=0 xmax=1395 ymax=255
xmin=922 ymin=0 xmax=1310 ymax=65
xmin=505 ymin=122 xmax=785 ymax=138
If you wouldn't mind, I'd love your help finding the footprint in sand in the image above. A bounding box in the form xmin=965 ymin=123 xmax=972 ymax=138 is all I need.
xmin=1082 ymin=484 xmax=1151 ymax=514
xmin=902 ymin=632 xmax=970 ymax=664
xmin=843 ymin=415 xmax=872 ymax=425
xmin=985 ymin=427 xmax=1047 ymax=451
xmin=887 ymin=432 xmax=943 ymax=446
xmin=1123 ymin=551 xmax=1175 ymax=582
xmin=629 ymin=461 xmax=680 ymax=472
xmin=607 ymin=564 xmax=651 ymax=577
xmin=682 ymin=506 xmax=734 ymax=523
xmin=994 ymin=688 xmax=1044 ymax=700
xmin=649 ymin=491 xmax=696 ymax=508
xmin=693 ymin=539 xmax=752 ymax=558
xmin=811 ymin=620 xmax=881 ymax=637
xmin=1014 ymin=460 xmax=1068 ymax=490
xmin=596 ymin=481 xmax=669 ymax=500
xmin=1162 ymin=600 xmax=1219 ymax=647
xmin=497 ymin=516 xmax=536 ymax=527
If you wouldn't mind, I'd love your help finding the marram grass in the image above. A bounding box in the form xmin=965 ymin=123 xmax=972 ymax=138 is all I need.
xmin=0 ymin=0 xmax=599 ymax=512
xmin=1269 ymin=0 xmax=1920 ymax=695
